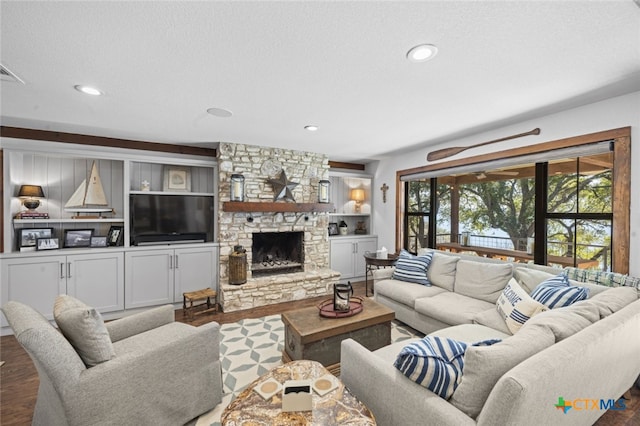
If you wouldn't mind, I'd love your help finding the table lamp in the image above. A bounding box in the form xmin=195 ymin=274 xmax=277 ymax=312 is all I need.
xmin=18 ymin=185 xmax=45 ymax=211
xmin=351 ymin=188 xmax=365 ymax=213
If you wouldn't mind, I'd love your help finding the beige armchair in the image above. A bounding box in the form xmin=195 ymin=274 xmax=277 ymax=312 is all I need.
xmin=1 ymin=299 xmax=223 ymax=426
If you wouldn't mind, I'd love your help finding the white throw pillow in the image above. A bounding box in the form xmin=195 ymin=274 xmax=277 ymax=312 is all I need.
xmin=496 ymin=279 xmax=548 ymax=334
xmin=53 ymin=294 xmax=115 ymax=367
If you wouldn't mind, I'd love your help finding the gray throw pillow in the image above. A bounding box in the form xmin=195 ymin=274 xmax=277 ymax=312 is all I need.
xmin=53 ymin=294 xmax=115 ymax=367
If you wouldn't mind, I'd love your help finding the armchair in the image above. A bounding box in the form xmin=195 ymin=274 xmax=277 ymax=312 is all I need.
xmin=1 ymin=299 xmax=223 ymax=426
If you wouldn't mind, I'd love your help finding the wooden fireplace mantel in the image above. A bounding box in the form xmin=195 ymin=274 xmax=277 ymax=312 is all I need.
xmin=223 ymin=201 xmax=335 ymax=213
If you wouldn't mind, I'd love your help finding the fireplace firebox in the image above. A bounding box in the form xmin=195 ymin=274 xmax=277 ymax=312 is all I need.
xmin=252 ymin=232 xmax=304 ymax=276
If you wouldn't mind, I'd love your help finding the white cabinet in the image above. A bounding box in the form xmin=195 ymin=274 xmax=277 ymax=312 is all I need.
xmin=330 ymin=236 xmax=377 ymax=283
xmin=0 ymin=251 xmax=124 ymax=327
xmin=1 ymin=256 xmax=66 ymax=326
xmin=66 ymin=252 xmax=125 ymax=313
xmin=125 ymin=246 xmax=217 ymax=309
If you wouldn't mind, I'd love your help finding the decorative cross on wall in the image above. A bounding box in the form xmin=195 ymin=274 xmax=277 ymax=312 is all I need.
xmin=380 ymin=183 xmax=389 ymax=203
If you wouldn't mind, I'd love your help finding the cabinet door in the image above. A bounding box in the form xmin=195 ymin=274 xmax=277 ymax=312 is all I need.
xmin=1 ymin=256 xmax=66 ymax=327
xmin=125 ymin=249 xmax=174 ymax=309
xmin=330 ymin=239 xmax=357 ymax=281
xmin=354 ymin=238 xmax=379 ymax=278
xmin=67 ymin=252 xmax=125 ymax=313
xmin=173 ymin=247 xmax=215 ymax=302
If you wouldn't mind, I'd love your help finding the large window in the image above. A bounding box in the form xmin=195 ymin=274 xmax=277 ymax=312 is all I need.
xmin=397 ymin=128 xmax=630 ymax=273
xmin=545 ymin=152 xmax=613 ymax=270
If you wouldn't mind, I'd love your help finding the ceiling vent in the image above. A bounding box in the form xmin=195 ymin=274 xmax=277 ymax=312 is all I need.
xmin=0 ymin=64 xmax=25 ymax=84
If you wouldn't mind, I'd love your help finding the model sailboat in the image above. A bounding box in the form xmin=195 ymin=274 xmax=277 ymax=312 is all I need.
xmin=65 ymin=161 xmax=114 ymax=218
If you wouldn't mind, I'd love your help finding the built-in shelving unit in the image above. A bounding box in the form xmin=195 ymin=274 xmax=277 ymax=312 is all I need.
xmin=1 ymin=137 xmax=221 ymax=335
xmin=223 ymin=201 xmax=335 ymax=213
xmin=327 ymin=171 xmax=373 ymax=236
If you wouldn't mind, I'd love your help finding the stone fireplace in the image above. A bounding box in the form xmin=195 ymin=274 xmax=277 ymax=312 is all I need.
xmin=252 ymin=231 xmax=304 ymax=276
xmin=217 ymin=143 xmax=339 ymax=312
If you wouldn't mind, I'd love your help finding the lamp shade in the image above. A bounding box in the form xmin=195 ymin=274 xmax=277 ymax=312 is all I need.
xmin=350 ymin=188 xmax=365 ymax=202
xmin=18 ymin=185 xmax=45 ymax=198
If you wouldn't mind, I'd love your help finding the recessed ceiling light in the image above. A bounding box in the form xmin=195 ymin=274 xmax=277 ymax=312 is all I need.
xmin=406 ymin=44 xmax=438 ymax=63
xmin=304 ymin=125 xmax=319 ymax=132
xmin=74 ymin=85 xmax=103 ymax=96
xmin=207 ymin=107 xmax=233 ymax=118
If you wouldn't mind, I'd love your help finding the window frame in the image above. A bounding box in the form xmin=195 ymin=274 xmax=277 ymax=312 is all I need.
xmin=395 ymin=127 xmax=631 ymax=273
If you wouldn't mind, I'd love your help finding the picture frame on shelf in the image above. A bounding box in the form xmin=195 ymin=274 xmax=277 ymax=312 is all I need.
xmin=18 ymin=228 xmax=53 ymax=248
xmin=163 ymin=166 xmax=191 ymax=192
xmin=63 ymin=229 xmax=94 ymax=248
xmin=90 ymin=236 xmax=108 ymax=247
xmin=107 ymin=225 xmax=124 ymax=246
xmin=328 ymin=222 xmax=339 ymax=236
xmin=36 ymin=237 xmax=59 ymax=251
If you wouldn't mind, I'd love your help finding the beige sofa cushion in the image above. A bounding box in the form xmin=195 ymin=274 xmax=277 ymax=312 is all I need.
xmin=575 ymin=286 xmax=638 ymax=318
xmin=428 ymin=323 xmax=511 ymax=343
xmin=415 ymin=292 xmax=494 ymax=325
xmin=418 ymin=249 xmax=460 ymax=291
xmin=450 ymin=324 xmax=555 ymax=418
xmin=473 ymin=308 xmax=513 ymax=335
xmin=520 ymin=301 xmax=600 ymax=341
xmin=53 ymin=294 xmax=115 ymax=367
xmin=454 ymin=260 xmax=513 ymax=304
xmin=375 ymin=279 xmax=446 ymax=308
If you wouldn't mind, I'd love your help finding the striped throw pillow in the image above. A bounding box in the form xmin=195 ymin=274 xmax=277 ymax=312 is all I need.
xmin=496 ymin=278 xmax=548 ymax=333
xmin=392 ymin=249 xmax=434 ymax=286
xmin=394 ymin=336 xmax=467 ymax=399
xmin=531 ymin=274 xmax=589 ymax=308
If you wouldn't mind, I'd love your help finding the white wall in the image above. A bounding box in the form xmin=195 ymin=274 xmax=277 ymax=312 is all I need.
xmin=371 ymin=91 xmax=640 ymax=276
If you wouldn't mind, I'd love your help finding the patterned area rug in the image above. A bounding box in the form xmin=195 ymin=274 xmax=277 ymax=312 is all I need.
xmin=196 ymin=314 xmax=423 ymax=425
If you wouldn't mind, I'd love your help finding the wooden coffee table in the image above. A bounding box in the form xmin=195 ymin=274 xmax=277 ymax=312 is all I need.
xmin=282 ymin=298 xmax=394 ymax=375
xmin=221 ymin=360 xmax=375 ymax=425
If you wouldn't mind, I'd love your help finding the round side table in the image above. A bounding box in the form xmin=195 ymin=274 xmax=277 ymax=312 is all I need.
xmin=363 ymin=252 xmax=398 ymax=297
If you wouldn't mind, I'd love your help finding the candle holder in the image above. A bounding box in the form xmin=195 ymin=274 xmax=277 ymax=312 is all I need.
xmin=230 ymin=174 xmax=245 ymax=201
xmin=318 ymin=180 xmax=330 ymax=203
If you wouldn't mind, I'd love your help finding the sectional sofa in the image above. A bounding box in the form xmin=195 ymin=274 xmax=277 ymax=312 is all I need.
xmin=341 ymin=249 xmax=640 ymax=426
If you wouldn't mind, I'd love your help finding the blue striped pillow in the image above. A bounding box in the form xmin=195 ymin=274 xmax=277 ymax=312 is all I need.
xmin=392 ymin=249 xmax=434 ymax=286
xmin=394 ymin=336 xmax=467 ymax=399
xmin=530 ymin=274 xmax=589 ymax=308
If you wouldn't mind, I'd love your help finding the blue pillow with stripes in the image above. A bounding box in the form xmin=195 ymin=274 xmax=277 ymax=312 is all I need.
xmin=530 ymin=274 xmax=589 ymax=308
xmin=392 ymin=249 xmax=434 ymax=286
xmin=394 ymin=336 xmax=467 ymax=399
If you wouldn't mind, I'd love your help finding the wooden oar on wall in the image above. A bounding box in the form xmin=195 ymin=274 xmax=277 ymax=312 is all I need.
xmin=426 ymin=128 xmax=541 ymax=162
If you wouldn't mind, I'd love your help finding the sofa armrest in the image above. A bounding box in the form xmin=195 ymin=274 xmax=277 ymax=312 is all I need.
xmin=340 ymin=339 xmax=475 ymax=426
xmin=71 ymin=322 xmax=222 ymax=424
xmin=105 ymin=305 xmax=175 ymax=342
xmin=372 ymin=267 xmax=395 ymax=282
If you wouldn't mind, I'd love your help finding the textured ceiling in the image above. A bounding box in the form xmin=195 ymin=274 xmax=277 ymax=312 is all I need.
xmin=1 ymin=1 xmax=639 ymax=162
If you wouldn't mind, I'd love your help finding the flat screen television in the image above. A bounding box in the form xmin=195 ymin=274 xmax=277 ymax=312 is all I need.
xmin=130 ymin=194 xmax=214 ymax=245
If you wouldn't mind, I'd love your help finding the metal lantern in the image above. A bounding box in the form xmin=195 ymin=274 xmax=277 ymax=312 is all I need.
xmin=333 ymin=282 xmax=353 ymax=312
xmin=461 ymin=231 xmax=470 ymax=246
xmin=230 ymin=174 xmax=245 ymax=202
xmin=318 ymin=180 xmax=330 ymax=203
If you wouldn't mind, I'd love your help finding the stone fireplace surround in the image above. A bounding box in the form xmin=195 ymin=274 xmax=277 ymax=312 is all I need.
xmin=218 ymin=143 xmax=339 ymax=312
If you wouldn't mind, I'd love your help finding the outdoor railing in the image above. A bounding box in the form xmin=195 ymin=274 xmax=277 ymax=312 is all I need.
xmin=428 ymin=233 xmax=609 ymax=271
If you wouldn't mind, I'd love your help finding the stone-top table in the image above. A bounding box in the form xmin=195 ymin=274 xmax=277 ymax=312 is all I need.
xmin=221 ymin=360 xmax=375 ymax=425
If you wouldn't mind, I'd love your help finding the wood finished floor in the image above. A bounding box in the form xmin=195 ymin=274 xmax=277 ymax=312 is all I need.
xmin=1 ymin=280 xmax=638 ymax=425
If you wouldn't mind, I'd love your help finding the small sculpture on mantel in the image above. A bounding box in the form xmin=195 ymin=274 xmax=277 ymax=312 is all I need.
xmin=267 ymin=170 xmax=299 ymax=202
xmin=355 ymin=221 xmax=367 ymax=234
